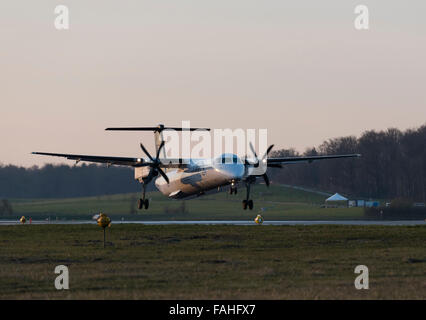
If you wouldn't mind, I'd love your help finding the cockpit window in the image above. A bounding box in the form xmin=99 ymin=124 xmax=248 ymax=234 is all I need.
xmin=216 ymin=154 xmax=240 ymax=164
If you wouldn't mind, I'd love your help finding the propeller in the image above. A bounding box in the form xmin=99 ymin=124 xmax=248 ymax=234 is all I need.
xmin=246 ymin=142 xmax=274 ymax=186
xmin=249 ymin=143 xmax=274 ymax=168
xmin=139 ymin=141 xmax=170 ymax=184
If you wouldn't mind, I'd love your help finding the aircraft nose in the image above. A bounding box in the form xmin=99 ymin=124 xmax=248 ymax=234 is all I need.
xmin=217 ymin=163 xmax=245 ymax=180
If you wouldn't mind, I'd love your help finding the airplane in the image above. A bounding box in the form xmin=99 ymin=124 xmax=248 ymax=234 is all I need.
xmin=32 ymin=124 xmax=361 ymax=210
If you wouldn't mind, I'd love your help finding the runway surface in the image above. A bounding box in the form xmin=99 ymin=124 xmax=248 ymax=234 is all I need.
xmin=0 ymin=220 xmax=424 ymax=226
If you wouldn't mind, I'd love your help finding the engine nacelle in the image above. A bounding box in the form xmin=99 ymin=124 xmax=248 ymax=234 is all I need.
xmin=134 ymin=167 xmax=151 ymax=182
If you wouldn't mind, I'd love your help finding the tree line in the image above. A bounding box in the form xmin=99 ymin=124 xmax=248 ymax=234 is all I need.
xmin=270 ymin=124 xmax=426 ymax=201
xmin=0 ymin=164 xmax=141 ymax=198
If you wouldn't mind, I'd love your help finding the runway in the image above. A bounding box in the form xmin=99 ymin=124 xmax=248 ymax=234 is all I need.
xmin=0 ymin=220 xmax=424 ymax=226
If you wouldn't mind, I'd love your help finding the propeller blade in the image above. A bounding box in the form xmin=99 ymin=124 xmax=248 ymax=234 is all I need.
xmin=249 ymin=142 xmax=258 ymax=159
xmin=249 ymin=142 xmax=260 ymax=167
xmin=157 ymin=167 xmax=170 ymax=184
xmin=244 ymin=155 xmax=250 ymax=166
xmin=262 ymin=173 xmax=270 ymax=187
xmin=156 ymin=140 xmax=165 ymax=160
xmin=261 ymin=144 xmax=274 ymax=161
xmin=140 ymin=143 xmax=154 ymax=161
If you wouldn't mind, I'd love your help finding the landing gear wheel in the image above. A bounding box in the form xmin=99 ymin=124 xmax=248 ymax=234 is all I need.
xmin=137 ymin=198 xmax=143 ymax=210
xmin=248 ymin=200 xmax=254 ymax=210
xmin=144 ymin=199 xmax=149 ymax=210
xmin=242 ymin=200 xmax=248 ymax=210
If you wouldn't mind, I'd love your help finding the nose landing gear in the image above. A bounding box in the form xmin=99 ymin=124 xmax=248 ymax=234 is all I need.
xmin=229 ymin=187 xmax=238 ymax=195
xmin=229 ymin=181 xmax=238 ymax=195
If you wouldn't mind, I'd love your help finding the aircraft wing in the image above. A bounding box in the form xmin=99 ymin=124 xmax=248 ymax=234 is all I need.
xmin=31 ymin=152 xmax=150 ymax=167
xmin=267 ymin=154 xmax=361 ymax=167
xmin=31 ymin=152 xmax=192 ymax=168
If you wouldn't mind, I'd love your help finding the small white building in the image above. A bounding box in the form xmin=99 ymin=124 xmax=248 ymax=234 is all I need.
xmin=325 ymin=193 xmax=349 ymax=208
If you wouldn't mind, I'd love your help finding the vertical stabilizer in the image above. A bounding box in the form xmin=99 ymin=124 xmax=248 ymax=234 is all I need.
xmin=154 ymin=124 xmax=167 ymax=160
xmin=105 ymin=124 xmax=210 ymax=173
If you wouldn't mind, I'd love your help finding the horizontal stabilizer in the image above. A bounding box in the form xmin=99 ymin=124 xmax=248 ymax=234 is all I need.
xmin=106 ymin=125 xmax=210 ymax=132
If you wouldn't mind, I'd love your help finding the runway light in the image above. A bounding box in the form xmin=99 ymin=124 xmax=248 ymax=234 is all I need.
xmin=20 ymin=216 xmax=26 ymax=224
xmin=96 ymin=213 xmax=111 ymax=248
xmin=254 ymin=214 xmax=264 ymax=225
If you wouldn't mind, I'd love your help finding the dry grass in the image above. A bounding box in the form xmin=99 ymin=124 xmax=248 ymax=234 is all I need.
xmin=0 ymin=224 xmax=425 ymax=299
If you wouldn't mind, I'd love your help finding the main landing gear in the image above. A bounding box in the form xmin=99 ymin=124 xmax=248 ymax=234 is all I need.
xmin=242 ymin=199 xmax=253 ymax=210
xmin=138 ymin=184 xmax=149 ymax=210
xmin=242 ymin=181 xmax=254 ymax=210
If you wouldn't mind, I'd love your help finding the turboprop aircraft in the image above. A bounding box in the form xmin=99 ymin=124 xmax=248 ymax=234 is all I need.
xmin=32 ymin=124 xmax=361 ymax=210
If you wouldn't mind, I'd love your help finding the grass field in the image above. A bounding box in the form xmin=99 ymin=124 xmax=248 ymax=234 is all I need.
xmin=8 ymin=185 xmax=365 ymax=221
xmin=0 ymin=224 xmax=425 ymax=299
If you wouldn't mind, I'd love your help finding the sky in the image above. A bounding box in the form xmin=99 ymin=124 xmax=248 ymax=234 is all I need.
xmin=1 ymin=1 xmax=425 ymax=167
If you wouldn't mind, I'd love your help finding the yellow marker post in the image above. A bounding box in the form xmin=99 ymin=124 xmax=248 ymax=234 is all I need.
xmin=96 ymin=213 xmax=111 ymax=248
xmin=254 ymin=214 xmax=264 ymax=225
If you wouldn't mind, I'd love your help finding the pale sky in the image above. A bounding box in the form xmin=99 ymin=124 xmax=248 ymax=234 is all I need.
xmin=1 ymin=1 xmax=425 ymax=167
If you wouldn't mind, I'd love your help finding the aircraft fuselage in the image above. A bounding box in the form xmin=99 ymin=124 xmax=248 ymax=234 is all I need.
xmin=155 ymin=154 xmax=246 ymax=199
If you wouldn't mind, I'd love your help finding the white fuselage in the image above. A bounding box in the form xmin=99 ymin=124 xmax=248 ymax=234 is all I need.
xmin=155 ymin=154 xmax=246 ymax=199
